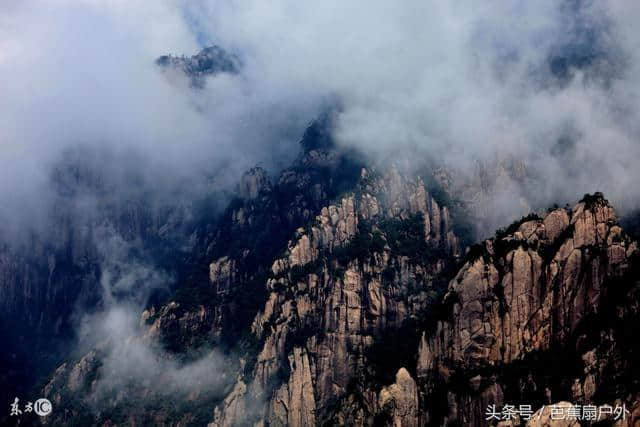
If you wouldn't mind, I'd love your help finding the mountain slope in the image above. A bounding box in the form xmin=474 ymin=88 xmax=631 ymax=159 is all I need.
xmin=209 ymin=193 xmax=639 ymax=426
xmin=38 ymin=152 xmax=640 ymax=427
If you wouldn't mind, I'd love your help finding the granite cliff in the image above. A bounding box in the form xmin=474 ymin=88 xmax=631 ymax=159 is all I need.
xmin=38 ymin=164 xmax=640 ymax=426
xmin=1 ymin=90 xmax=638 ymax=427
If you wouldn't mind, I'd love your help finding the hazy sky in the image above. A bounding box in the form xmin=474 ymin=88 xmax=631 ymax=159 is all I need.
xmin=189 ymin=0 xmax=640 ymax=214
xmin=2 ymin=0 xmax=636 ymax=286
xmin=2 ymin=1 xmax=640 ymax=231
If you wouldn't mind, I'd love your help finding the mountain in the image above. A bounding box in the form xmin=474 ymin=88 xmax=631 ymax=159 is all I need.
xmin=156 ymin=46 xmax=241 ymax=88
xmin=208 ymin=192 xmax=640 ymax=426
xmin=35 ymin=146 xmax=640 ymax=426
xmin=0 ymin=147 xmax=207 ymax=412
xmin=1 ymin=49 xmax=638 ymax=427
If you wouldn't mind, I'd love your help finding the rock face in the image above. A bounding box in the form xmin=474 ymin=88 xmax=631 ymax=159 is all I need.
xmin=378 ymin=368 xmax=420 ymax=427
xmin=33 ymin=116 xmax=366 ymax=424
xmin=156 ymin=45 xmax=241 ymax=87
xmin=211 ymin=168 xmax=462 ymax=426
xmin=211 ymin=193 xmax=640 ymax=427
xmin=38 ymin=177 xmax=640 ymax=427
xmin=31 ymin=138 xmax=640 ymax=427
xmin=141 ymin=121 xmax=367 ymax=350
xmin=41 ymin=162 xmax=463 ymax=426
xmin=419 ymin=193 xmax=640 ymax=426
xmin=433 ymin=199 xmax=627 ymax=367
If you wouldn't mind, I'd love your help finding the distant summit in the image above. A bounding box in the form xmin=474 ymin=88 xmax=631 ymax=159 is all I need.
xmin=155 ymin=45 xmax=240 ymax=87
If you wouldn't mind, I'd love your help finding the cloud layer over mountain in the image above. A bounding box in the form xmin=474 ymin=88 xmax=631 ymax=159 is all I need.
xmin=191 ymin=0 xmax=640 ymax=215
xmin=2 ymin=1 xmax=640 ymax=225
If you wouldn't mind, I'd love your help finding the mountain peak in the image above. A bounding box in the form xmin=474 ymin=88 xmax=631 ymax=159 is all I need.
xmin=155 ymin=45 xmax=241 ymax=87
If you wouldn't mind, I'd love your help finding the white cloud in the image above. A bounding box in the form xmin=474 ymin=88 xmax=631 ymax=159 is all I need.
xmin=185 ymin=0 xmax=640 ymax=221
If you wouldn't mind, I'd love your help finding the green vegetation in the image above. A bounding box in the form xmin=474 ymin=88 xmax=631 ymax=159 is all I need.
xmin=289 ymin=259 xmax=324 ymax=284
xmin=379 ymin=212 xmax=448 ymax=265
xmin=492 ymin=282 xmax=509 ymax=317
xmin=463 ymin=212 xmax=545 ymax=264
xmin=494 ymin=237 xmax=529 ymax=260
xmin=580 ymin=191 xmax=606 ymax=209
xmin=495 ymin=213 xmax=542 ymax=241
xmin=464 ymin=243 xmax=488 ymax=263
xmin=278 ymin=212 xmax=449 ymax=291
xmin=333 ymin=218 xmax=386 ymax=264
xmin=362 ymin=279 xmax=453 ymax=389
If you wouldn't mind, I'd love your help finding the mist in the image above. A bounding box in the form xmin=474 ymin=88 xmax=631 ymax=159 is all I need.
xmin=186 ymin=0 xmax=640 ymax=224
xmin=0 ymin=0 xmax=325 ymax=236
xmin=3 ymin=1 xmax=640 ymax=233
xmin=69 ymin=225 xmax=238 ymax=409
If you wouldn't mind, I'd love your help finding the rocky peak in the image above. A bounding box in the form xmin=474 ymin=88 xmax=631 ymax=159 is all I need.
xmin=212 ymin=167 xmax=462 ymax=426
xmin=211 ymin=192 xmax=639 ymax=426
xmin=299 ymin=110 xmax=337 ymax=154
xmin=435 ymin=194 xmax=629 ymax=366
xmin=35 ymin=187 xmax=640 ymax=426
xmin=156 ymin=45 xmax=240 ymax=88
xmin=377 ymin=368 xmax=420 ymax=427
xmin=418 ymin=193 xmax=639 ymax=425
xmin=134 ymin=133 xmax=365 ymax=348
